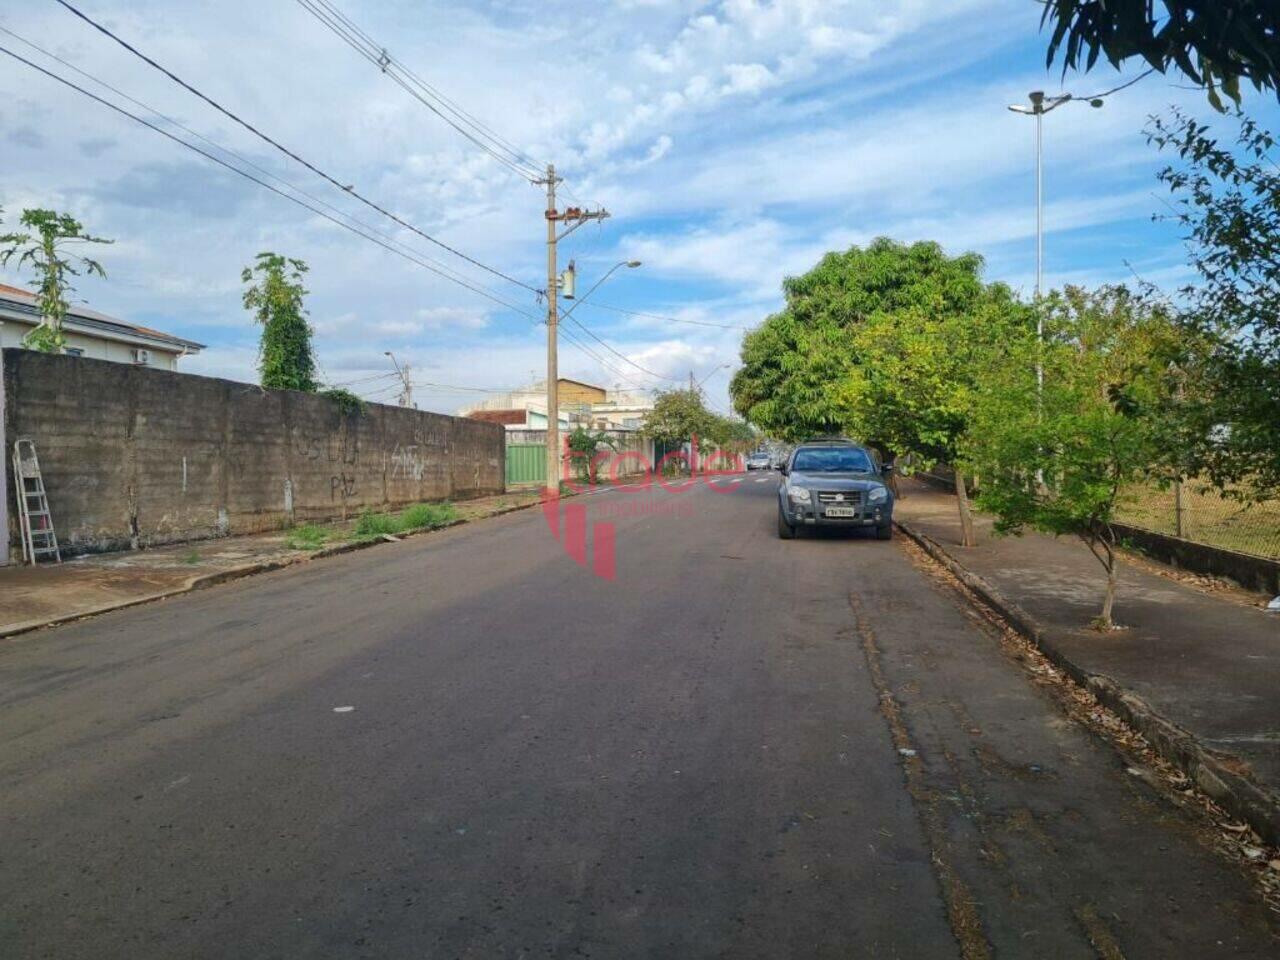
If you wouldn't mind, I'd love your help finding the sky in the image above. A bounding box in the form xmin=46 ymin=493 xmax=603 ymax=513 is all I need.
xmin=2 ymin=0 xmax=1276 ymax=416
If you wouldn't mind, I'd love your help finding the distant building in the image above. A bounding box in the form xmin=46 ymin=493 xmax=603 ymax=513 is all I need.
xmin=460 ymin=378 xmax=655 ymax=432
xmin=0 ymin=284 xmax=204 ymax=370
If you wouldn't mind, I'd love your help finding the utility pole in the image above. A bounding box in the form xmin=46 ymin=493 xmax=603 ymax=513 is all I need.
xmin=537 ymin=162 xmax=609 ymax=494
xmin=385 ymin=351 xmax=412 ymax=408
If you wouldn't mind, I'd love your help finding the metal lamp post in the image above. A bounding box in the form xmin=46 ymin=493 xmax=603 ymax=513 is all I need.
xmin=1007 ymin=90 xmax=1104 ymax=395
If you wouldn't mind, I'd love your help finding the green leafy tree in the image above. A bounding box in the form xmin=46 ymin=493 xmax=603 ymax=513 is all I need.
xmin=642 ymin=388 xmax=719 ymax=445
xmin=642 ymin=388 xmax=721 ymax=471
xmin=0 ymin=208 xmax=111 ymax=353
xmin=243 ymin=252 xmax=317 ymax=392
xmin=566 ymin=426 xmax=618 ymax=483
xmin=1146 ymin=108 xmax=1280 ymax=498
xmin=731 ymin=239 xmax=998 ymax=442
xmin=962 ymin=286 xmax=1189 ymax=629
xmin=1042 ymin=1 xmax=1280 ymax=110
xmin=836 ymin=292 xmax=1031 ymax=546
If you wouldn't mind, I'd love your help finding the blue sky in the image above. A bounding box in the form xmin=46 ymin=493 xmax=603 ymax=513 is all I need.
xmin=2 ymin=0 xmax=1276 ymax=415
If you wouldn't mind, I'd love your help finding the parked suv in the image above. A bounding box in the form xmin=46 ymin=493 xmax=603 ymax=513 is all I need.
xmin=777 ymin=440 xmax=894 ymax=540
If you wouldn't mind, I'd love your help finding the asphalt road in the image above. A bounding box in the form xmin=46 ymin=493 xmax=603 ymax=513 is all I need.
xmin=2 ymin=475 xmax=1277 ymax=958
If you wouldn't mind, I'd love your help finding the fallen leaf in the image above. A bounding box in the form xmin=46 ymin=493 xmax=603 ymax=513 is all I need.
xmin=1221 ymin=822 xmax=1250 ymax=834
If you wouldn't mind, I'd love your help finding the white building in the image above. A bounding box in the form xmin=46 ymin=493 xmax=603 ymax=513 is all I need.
xmin=0 ymin=283 xmax=204 ymax=369
xmin=460 ymin=379 xmax=654 ymax=432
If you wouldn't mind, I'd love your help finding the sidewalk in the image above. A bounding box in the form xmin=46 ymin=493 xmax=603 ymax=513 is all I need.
xmin=0 ymin=489 xmax=544 ymax=638
xmin=895 ymin=479 xmax=1280 ymax=844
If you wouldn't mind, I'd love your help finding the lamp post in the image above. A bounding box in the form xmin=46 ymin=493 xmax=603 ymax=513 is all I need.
xmin=384 ymin=350 xmax=412 ymax=408
xmin=694 ymin=363 xmax=730 ymax=392
xmin=1007 ymin=90 xmax=1103 ymax=396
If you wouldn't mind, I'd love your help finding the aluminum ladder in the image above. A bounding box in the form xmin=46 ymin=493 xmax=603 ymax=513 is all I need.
xmin=12 ymin=439 xmax=61 ymax=564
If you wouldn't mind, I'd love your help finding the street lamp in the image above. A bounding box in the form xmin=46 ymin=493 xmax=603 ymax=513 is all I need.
xmin=384 ymin=350 xmax=412 ymax=408
xmin=1008 ymin=90 xmax=1103 ymax=395
xmin=696 ymin=363 xmax=730 ymax=390
xmin=559 ymin=260 xmax=641 ymax=321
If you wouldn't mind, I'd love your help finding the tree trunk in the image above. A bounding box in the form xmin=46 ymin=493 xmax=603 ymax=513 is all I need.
xmin=954 ymin=470 xmax=975 ymax=548
xmin=1092 ymin=526 xmax=1119 ymax=629
xmin=1099 ymin=555 xmax=1118 ymax=629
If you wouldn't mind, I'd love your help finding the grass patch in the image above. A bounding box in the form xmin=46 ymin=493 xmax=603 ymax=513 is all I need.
xmin=285 ymin=523 xmax=331 ymax=551
xmin=352 ymin=502 xmax=457 ymax=541
xmin=399 ymin=502 xmax=456 ymax=530
xmin=181 ymin=549 xmax=201 ymax=565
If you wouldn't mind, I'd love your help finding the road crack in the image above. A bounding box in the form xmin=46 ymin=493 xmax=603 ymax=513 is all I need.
xmin=849 ymin=592 xmax=993 ymax=960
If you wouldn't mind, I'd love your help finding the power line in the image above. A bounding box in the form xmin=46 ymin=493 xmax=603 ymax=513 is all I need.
xmin=558 ymin=327 xmax=656 ymax=393
xmin=0 ymin=25 xmax=527 ymax=312
xmin=52 ymin=0 xmax=539 ymax=294
xmin=586 ymin=301 xmax=752 ymax=331
xmin=0 ymin=43 xmax=543 ymax=321
xmin=295 ymin=0 xmax=544 ymax=181
xmin=562 ymin=314 xmax=682 ymax=382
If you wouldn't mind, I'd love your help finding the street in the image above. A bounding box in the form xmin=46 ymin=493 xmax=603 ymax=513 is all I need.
xmin=2 ymin=476 xmax=1277 ymax=958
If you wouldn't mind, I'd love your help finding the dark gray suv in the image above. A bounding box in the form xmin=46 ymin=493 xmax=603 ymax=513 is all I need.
xmin=777 ymin=440 xmax=894 ymax=540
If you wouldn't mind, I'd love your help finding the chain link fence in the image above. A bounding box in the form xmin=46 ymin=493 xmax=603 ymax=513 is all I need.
xmin=1116 ymin=482 xmax=1280 ymax=561
xmin=900 ymin=457 xmax=1280 ymax=562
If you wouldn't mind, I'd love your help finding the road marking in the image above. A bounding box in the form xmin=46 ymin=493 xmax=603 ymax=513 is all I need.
xmin=755 ymin=477 xmax=769 ymax=483
xmin=730 ymin=478 xmax=742 ymax=485
xmin=333 ymin=705 xmax=355 ymax=713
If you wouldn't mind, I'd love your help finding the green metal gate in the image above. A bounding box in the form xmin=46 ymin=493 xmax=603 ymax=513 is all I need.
xmin=505 ymin=443 xmax=546 ymax=486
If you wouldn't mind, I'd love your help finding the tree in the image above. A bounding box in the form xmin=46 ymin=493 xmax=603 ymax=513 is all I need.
xmin=1146 ymin=108 xmax=1280 ymax=497
xmin=0 ymin=209 xmax=111 ymax=353
xmin=836 ymin=292 xmax=1031 ymax=546
xmin=962 ymin=285 xmax=1189 ymax=629
xmin=731 ymin=239 xmax=998 ymax=442
xmin=1042 ymin=1 xmax=1280 ymax=109
xmin=565 ymin=427 xmax=617 ymax=483
xmin=243 ymin=252 xmax=317 ymax=392
xmin=642 ymin=388 xmax=721 ymax=471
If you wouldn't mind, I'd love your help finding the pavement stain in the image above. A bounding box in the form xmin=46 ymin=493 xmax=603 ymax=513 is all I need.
xmin=848 ymin=591 xmax=994 ymax=960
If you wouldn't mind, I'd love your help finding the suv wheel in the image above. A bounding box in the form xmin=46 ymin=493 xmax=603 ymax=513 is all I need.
xmin=876 ymin=523 xmax=893 ymax=540
xmin=778 ymin=508 xmax=796 ymax=539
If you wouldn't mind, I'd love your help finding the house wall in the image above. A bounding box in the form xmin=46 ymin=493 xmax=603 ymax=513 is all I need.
xmin=558 ymin=380 xmax=607 ymax=407
xmin=2 ymin=350 xmax=505 ymax=556
xmin=0 ymin=320 xmax=182 ymax=370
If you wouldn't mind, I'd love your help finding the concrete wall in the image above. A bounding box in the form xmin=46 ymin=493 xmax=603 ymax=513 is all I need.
xmin=3 ymin=349 xmax=504 ymax=556
xmin=1113 ymin=522 xmax=1280 ymax=596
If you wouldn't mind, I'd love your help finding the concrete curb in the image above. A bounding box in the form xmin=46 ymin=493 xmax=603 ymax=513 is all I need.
xmin=0 ymin=497 xmax=547 ymax=641
xmin=896 ymin=517 xmax=1280 ymax=848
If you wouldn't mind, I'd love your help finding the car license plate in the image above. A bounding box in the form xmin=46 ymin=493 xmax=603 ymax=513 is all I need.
xmin=825 ymin=506 xmax=856 ymax=518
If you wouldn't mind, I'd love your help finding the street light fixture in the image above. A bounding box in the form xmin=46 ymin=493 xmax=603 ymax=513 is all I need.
xmin=384 ymin=350 xmax=412 ymax=408
xmin=1007 ymin=89 xmax=1103 ymax=396
xmin=697 ymin=363 xmax=730 ymax=389
xmin=559 ymin=260 xmax=641 ymax=322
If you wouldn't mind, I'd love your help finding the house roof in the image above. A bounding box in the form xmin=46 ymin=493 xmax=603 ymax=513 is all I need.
xmin=0 ymin=283 xmax=205 ymax=353
xmin=467 ymin=409 xmax=527 ymax=426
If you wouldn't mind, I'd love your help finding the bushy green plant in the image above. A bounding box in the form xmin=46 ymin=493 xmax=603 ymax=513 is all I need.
xmin=354 ymin=509 xmax=399 ymax=539
xmin=321 ymin=387 xmax=368 ymax=416
xmin=0 ymin=208 xmax=111 ymax=353
xmin=243 ymin=252 xmax=316 ymax=392
xmin=399 ymin=502 xmax=455 ymax=529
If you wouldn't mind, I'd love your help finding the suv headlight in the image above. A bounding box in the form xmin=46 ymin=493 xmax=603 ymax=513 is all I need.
xmin=788 ymin=487 xmax=811 ymax=503
xmin=867 ymin=485 xmax=888 ymax=503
